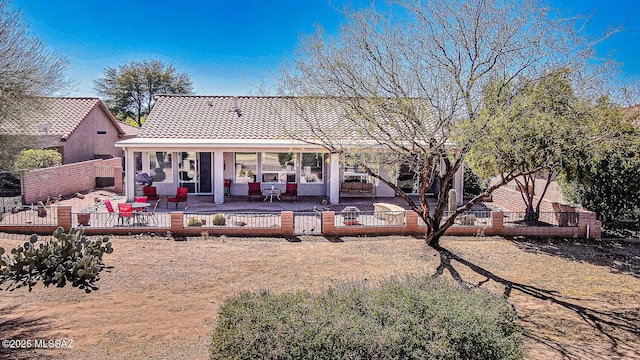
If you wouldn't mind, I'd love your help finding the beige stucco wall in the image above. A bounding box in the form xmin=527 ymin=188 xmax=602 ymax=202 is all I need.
xmin=63 ymin=105 xmax=122 ymax=164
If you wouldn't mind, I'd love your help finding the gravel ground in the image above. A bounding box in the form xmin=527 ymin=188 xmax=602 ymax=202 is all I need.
xmin=0 ymin=192 xmax=638 ymax=359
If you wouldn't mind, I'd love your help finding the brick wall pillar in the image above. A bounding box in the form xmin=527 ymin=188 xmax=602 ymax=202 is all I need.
xmin=113 ymin=166 xmax=123 ymax=194
xmin=322 ymin=211 xmax=335 ymax=236
xmin=170 ymin=212 xmax=183 ymax=233
xmin=578 ymin=210 xmax=601 ymax=239
xmin=281 ymin=211 xmax=294 ymax=236
xmin=406 ymin=210 xmax=420 ymax=233
xmin=57 ymin=206 xmax=72 ymax=232
xmin=492 ymin=211 xmax=504 ymax=229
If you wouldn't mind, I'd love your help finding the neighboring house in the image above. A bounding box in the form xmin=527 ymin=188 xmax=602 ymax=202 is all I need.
xmin=116 ymin=95 xmax=464 ymax=204
xmin=0 ymin=97 xmax=132 ymax=164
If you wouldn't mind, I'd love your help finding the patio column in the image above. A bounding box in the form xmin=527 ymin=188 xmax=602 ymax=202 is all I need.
xmin=329 ymin=153 xmax=340 ymax=204
xmin=213 ymin=151 xmax=224 ymax=204
xmin=454 ymin=163 xmax=464 ymax=205
xmin=124 ymin=148 xmax=136 ymax=201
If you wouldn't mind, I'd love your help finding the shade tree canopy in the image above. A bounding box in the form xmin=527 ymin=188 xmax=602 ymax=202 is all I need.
xmin=94 ymin=59 xmax=194 ymax=127
xmin=277 ymin=0 xmax=622 ymax=247
xmin=465 ymin=69 xmax=626 ymax=221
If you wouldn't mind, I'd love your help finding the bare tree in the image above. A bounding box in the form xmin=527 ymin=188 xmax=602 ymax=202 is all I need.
xmin=94 ymin=60 xmax=193 ymax=127
xmin=278 ymin=0 xmax=618 ymax=247
xmin=0 ymin=0 xmax=69 ymax=127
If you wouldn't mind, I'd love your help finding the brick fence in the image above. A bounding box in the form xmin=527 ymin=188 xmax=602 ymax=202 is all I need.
xmin=0 ymin=206 xmax=601 ymax=239
xmin=491 ymin=186 xmax=561 ymax=213
xmin=22 ymin=158 xmax=123 ymax=205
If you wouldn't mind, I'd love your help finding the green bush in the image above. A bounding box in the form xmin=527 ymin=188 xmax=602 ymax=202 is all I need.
xmin=187 ymin=217 xmax=203 ymax=227
xmin=14 ymin=149 xmax=62 ymax=170
xmin=210 ymin=276 xmax=524 ymax=360
xmin=211 ymin=213 xmax=226 ymax=226
xmin=0 ymin=227 xmax=113 ymax=291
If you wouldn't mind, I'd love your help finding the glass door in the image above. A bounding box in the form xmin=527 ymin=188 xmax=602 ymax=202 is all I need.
xmin=178 ymin=152 xmax=212 ymax=194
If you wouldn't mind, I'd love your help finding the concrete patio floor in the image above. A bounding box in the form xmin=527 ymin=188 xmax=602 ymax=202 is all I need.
xmin=159 ymin=195 xmax=437 ymax=213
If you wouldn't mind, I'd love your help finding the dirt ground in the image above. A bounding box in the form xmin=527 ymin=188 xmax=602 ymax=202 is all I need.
xmin=0 ymin=193 xmax=639 ymax=359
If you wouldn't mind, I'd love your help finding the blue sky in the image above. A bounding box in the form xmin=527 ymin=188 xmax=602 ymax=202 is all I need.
xmin=12 ymin=0 xmax=640 ymax=97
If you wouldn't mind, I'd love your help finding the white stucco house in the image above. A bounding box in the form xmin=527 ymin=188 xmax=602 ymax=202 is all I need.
xmin=115 ymin=95 xmax=464 ymax=204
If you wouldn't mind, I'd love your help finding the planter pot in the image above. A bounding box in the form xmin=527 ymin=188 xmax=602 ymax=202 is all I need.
xmin=77 ymin=213 xmax=91 ymax=226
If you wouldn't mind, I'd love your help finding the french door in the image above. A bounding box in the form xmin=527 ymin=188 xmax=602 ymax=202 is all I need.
xmin=178 ymin=152 xmax=212 ymax=194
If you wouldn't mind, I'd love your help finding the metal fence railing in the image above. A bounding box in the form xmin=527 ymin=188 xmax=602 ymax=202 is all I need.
xmin=334 ymin=210 xmax=406 ymax=227
xmin=415 ymin=211 xmax=493 ymax=227
xmin=294 ymin=212 xmax=322 ymax=235
xmin=502 ymin=211 xmax=578 ymax=227
xmin=442 ymin=211 xmax=493 ymax=227
xmin=0 ymin=205 xmax=58 ymax=226
xmin=72 ymin=211 xmax=171 ymax=229
xmin=184 ymin=212 xmax=282 ymax=229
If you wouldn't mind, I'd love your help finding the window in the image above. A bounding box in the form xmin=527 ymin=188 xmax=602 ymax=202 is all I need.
xmin=235 ymin=152 xmax=257 ymax=183
xmin=96 ymin=130 xmax=107 ymax=135
xmin=300 ymin=153 xmax=324 ymax=183
xmin=343 ymin=158 xmax=377 ymax=185
xmin=262 ymin=152 xmax=296 ymax=183
xmin=149 ymin=152 xmax=172 ymax=183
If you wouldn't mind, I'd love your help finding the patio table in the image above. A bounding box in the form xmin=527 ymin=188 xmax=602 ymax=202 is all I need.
xmin=262 ymin=188 xmax=281 ymax=202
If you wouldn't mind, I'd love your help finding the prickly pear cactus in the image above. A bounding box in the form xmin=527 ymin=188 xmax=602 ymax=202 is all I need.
xmin=0 ymin=227 xmax=113 ymax=291
xmin=448 ymin=189 xmax=457 ymax=212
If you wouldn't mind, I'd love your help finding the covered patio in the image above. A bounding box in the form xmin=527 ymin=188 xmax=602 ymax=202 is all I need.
xmin=157 ymin=194 xmax=435 ymax=213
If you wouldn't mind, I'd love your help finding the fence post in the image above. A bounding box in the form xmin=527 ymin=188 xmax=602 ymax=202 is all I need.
xmin=322 ymin=211 xmax=335 ymax=236
xmin=57 ymin=206 xmax=72 ymax=231
xmin=113 ymin=166 xmax=123 ymax=194
xmin=171 ymin=212 xmax=183 ymax=234
xmin=281 ymin=211 xmax=294 ymax=236
xmin=492 ymin=211 xmax=503 ymax=228
xmin=406 ymin=210 xmax=420 ymax=234
xmin=578 ymin=210 xmax=601 ymax=239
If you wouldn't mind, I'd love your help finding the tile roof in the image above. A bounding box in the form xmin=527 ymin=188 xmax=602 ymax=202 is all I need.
xmin=139 ymin=95 xmax=350 ymax=141
xmin=0 ymin=97 xmax=123 ymax=139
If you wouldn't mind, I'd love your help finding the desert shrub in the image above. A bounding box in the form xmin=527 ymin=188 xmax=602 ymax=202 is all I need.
xmin=211 ymin=213 xmax=226 ymax=226
xmin=14 ymin=149 xmax=62 ymax=170
xmin=187 ymin=217 xmax=203 ymax=227
xmin=210 ymin=276 xmax=524 ymax=360
xmin=0 ymin=227 xmax=113 ymax=291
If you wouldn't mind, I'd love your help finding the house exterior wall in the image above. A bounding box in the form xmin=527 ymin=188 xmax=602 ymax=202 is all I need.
xmin=63 ymin=106 xmax=122 ymax=164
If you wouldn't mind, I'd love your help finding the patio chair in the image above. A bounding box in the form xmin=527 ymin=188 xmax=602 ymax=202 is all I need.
xmin=118 ymin=202 xmax=134 ymax=226
xmin=281 ymin=182 xmax=298 ymax=202
xmin=167 ymin=187 xmax=188 ymax=208
xmin=143 ymin=186 xmax=159 ymax=201
xmin=141 ymin=199 xmax=161 ymax=226
xmin=134 ymin=196 xmax=148 ymax=211
xmin=247 ymin=182 xmax=262 ymax=202
xmin=103 ymin=198 xmax=117 ymax=225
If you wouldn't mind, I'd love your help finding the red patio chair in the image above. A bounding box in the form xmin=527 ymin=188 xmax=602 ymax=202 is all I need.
xmin=103 ymin=198 xmax=116 ymax=225
xmin=134 ymin=196 xmax=148 ymax=211
xmin=118 ymin=202 xmax=134 ymax=225
xmin=141 ymin=199 xmax=161 ymax=226
xmin=143 ymin=186 xmax=159 ymax=201
xmin=167 ymin=187 xmax=188 ymax=208
xmin=247 ymin=182 xmax=262 ymax=202
xmin=281 ymin=182 xmax=298 ymax=202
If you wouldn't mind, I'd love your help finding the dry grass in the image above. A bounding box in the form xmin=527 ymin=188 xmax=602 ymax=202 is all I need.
xmin=0 ymin=233 xmax=638 ymax=360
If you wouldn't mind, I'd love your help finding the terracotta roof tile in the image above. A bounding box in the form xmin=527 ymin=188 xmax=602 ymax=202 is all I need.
xmin=138 ymin=96 xmax=350 ymax=140
xmin=0 ymin=97 xmax=122 ymax=139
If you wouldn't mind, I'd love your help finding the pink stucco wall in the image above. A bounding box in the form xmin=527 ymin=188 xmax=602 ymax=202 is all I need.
xmin=62 ymin=105 xmax=123 ymax=164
